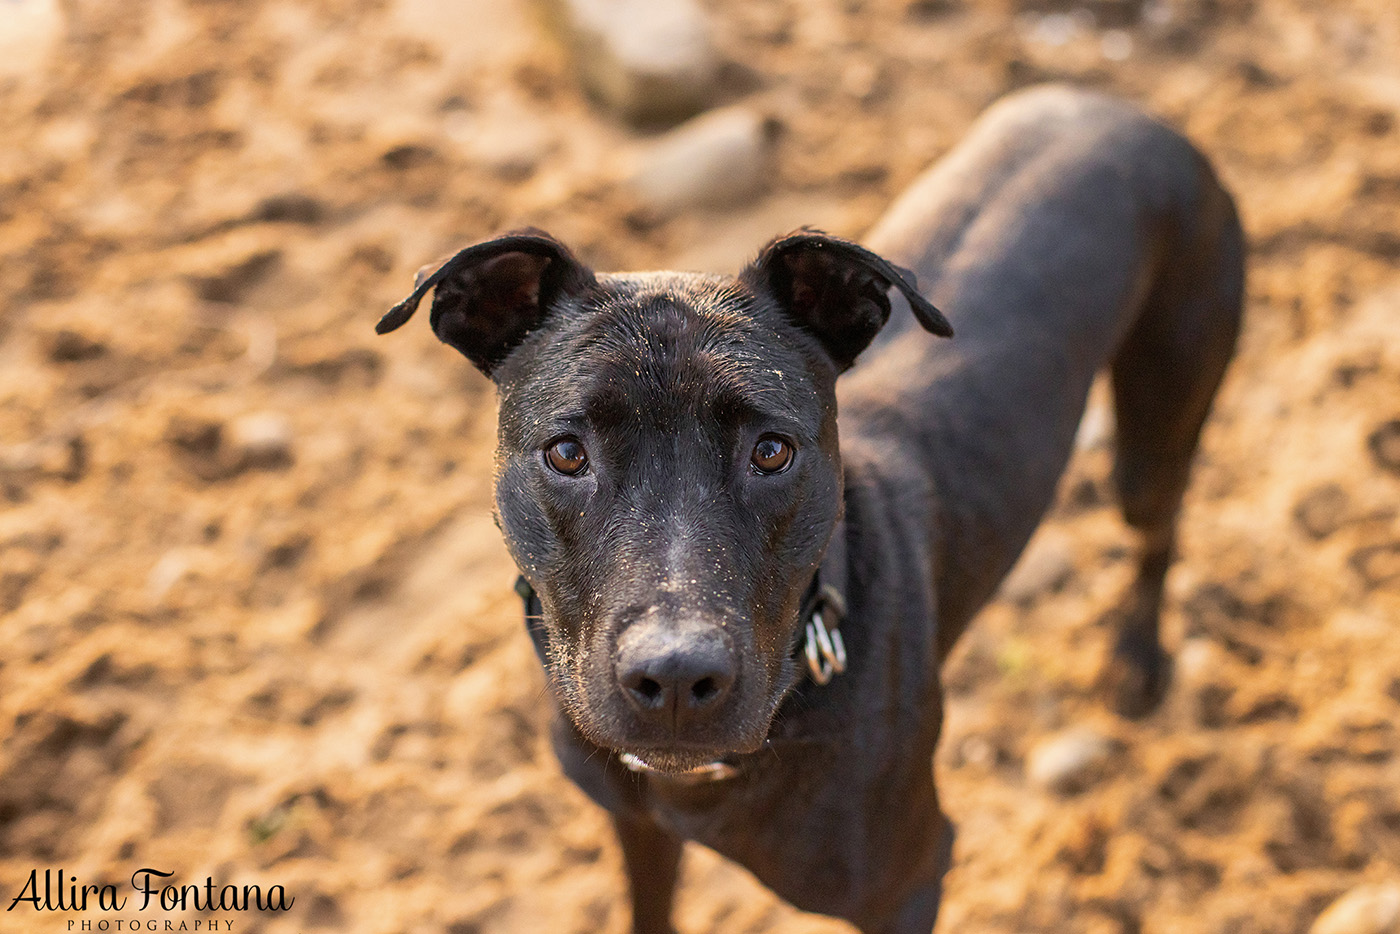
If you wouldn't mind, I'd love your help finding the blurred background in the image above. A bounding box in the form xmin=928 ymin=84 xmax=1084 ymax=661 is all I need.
xmin=1 ymin=0 xmax=1398 ymax=932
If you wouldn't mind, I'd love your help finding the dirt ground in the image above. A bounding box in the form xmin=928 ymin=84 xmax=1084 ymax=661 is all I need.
xmin=1 ymin=0 xmax=1398 ymax=932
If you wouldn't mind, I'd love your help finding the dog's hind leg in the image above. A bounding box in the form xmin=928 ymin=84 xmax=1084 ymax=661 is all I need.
xmin=1102 ymin=164 xmax=1245 ymax=718
xmin=613 ymin=812 xmax=683 ymax=934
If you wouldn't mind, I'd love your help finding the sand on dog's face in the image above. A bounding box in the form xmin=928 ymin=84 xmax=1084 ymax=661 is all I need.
xmin=1 ymin=1 xmax=1398 ymax=933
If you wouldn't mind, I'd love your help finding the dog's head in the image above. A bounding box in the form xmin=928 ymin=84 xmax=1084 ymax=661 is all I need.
xmin=378 ymin=228 xmax=951 ymax=770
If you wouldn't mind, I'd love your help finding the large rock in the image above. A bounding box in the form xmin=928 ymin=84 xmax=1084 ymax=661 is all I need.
xmin=0 ymin=0 xmax=62 ymax=82
xmin=1310 ymin=883 xmax=1400 ymax=934
xmin=627 ymin=107 xmax=773 ymax=215
xmin=551 ymin=0 xmax=720 ymax=124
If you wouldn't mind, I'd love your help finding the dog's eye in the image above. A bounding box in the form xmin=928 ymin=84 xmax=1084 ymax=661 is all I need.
xmin=545 ymin=438 xmax=589 ymax=476
xmin=751 ymin=436 xmax=794 ymax=475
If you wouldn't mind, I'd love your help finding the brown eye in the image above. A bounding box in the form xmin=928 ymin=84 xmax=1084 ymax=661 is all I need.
xmin=751 ymin=436 xmax=794 ymax=474
xmin=545 ymin=438 xmax=588 ymax=476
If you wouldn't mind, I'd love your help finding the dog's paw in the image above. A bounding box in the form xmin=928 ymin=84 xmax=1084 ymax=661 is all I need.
xmin=1101 ymin=634 xmax=1173 ymax=719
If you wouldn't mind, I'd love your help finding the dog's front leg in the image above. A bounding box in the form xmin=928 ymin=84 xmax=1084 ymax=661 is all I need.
xmin=613 ymin=811 xmax=683 ymax=934
xmin=868 ymin=884 xmax=942 ymax=934
xmin=859 ymin=811 xmax=955 ymax=934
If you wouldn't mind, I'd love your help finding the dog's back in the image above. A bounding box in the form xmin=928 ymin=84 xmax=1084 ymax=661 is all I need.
xmin=840 ymin=87 xmax=1245 ymax=698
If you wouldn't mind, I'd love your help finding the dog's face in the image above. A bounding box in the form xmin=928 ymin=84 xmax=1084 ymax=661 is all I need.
xmin=492 ymin=271 xmax=843 ymax=768
xmin=377 ymin=230 xmax=950 ymax=770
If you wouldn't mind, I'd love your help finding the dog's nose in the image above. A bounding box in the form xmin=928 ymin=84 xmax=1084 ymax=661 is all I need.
xmin=615 ymin=620 xmax=736 ymax=731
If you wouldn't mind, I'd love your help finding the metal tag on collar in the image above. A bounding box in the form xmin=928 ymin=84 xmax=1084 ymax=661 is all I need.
xmin=804 ymin=584 xmax=848 ymax=685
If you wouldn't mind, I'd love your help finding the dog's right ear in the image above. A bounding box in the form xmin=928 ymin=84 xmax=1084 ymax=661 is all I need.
xmin=375 ymin=229 xmax=596 ymax=377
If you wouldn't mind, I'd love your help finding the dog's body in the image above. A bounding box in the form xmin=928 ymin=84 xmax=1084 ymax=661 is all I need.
xmin=378 ymin=86 xmax=1244 ymax=933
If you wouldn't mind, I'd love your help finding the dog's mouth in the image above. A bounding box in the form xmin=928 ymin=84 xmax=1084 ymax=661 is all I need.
xmin=617 ymin=751 xmax=740 ymax=781
xmin=592 ymin=685 xmax=785 ymax=775
xmin=518 ymin=578 xmax=819 ymax=776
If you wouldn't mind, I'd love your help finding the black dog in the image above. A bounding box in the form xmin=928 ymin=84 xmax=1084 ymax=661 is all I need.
xmin=376 ymin=86 xmax=1244 ymax=933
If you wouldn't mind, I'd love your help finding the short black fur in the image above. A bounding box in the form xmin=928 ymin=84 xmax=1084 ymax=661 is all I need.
xmin=377 ymin=87 xmax=1244 ymax=933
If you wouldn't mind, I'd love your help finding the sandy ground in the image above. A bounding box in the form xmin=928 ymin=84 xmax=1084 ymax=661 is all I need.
xmin=1 ymin=0 xmax=1398 ymax=932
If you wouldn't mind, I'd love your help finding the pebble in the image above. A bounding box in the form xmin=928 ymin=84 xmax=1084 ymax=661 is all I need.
xmin=1101 ymin=29 xmax=1133 ymax=61
xmin=1027 ymin=727 xmax=1118 ymax=794
xmin=1174 ymin=637 xmax=1228 ymax=687
xmin=1350 ymin=541 xmax=1400 ymax=590
xmin=147 ymin=550 xmax=193 ymax=604
xmin=998 ymin=531 xmax=1074 ymax=604
xmin=48 ymin=329 xmax=107 ymax=363
xmin=627 ymin=106 xmax=773 ymax=215
xmin=191 ymin=248 xmax=282 ymax=304
xmin=1293 ymin=482 xmax=1350 ymax=540
xmin=227 ymin=412 xmax=294 ymax=471
xmin=1310 ymin=883 xmax=1400 ymax=934
xmin=553 ymin=0 xmax=719 ymax=124
xmin=1369 ymin=419 xmax=1400 ymax=476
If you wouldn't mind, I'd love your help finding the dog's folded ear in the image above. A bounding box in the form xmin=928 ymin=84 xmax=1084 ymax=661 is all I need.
xmin=375 ymin=229 xmax=596 ymax=377
xmin=741 ymin=229 xmax=952 ymax=370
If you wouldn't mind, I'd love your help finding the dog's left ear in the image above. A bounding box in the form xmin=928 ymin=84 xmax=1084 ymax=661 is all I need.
xmin=375 ymin=229 xmax=597 ymax=377
xmin=741 ymin=229 xmax=952 ymax=370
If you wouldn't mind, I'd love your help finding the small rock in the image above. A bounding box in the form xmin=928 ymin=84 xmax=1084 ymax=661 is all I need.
xmin=33 ymin=434 xmax=86 ymax=482
xmin=1074 ymin=398 xmax=1113 ymax=451
xmin=48 ymin=329 xmax=107 ymax=362
xmin=305 ymin=892 xmax=345 ymax=928
xmin=1025 ymin=12 xmax=1089 ymax=48
xmin=1174 ymin=637 xmax=1227 ymax=687
xmin=1101 ymin=29 xmax=1133 ymax=61
xmin=1089 ymin=0 xmax=1140 ymax=28
xmin=906 ymin=0 xmax=957 ymax=18
xmin=1294 ymin=482 xmax=1350 ymax=540
xmin=147 ymin=550 xmax=193 ymax=604
xmin=1369 ymin=419 xmax=1400 ymax=476
xmin=227 ymin=412 xmax=294 ymax=471
xmin=1350 ymin=541 xmax=1400 ymax=590
xmin=1311 ymin=883 xmax=1400 ymax=934
xmin=263 ymin=535 xmax=310 ymax=570
xmin=955 ymin=734 xmax=998 ymax=769
xmin=999 ymin=531 xmax=1075 ymax=604
xmin=166 ymin=415 xmax=226 ymax=480
xmin=252 ymin=194 xmax=324 ymax=225
xmin=191 ymin=249 xmax=281 ymax=304
xmin=379 ymin=142 xmax=437 ymax=171
xmin=627 ymin=106 xmax=774 ymax=215
xmin=552 ymin=0 xmax=720 ymax=124
xmin=1027 ymin=727 xmax=1118 ymax=794
xmin=1327 ymin=610 xmax=1388 ymax=642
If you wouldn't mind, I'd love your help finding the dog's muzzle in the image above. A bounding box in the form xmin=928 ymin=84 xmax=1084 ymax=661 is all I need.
xmin=513 ymin=571 xmax=850 ymax=783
